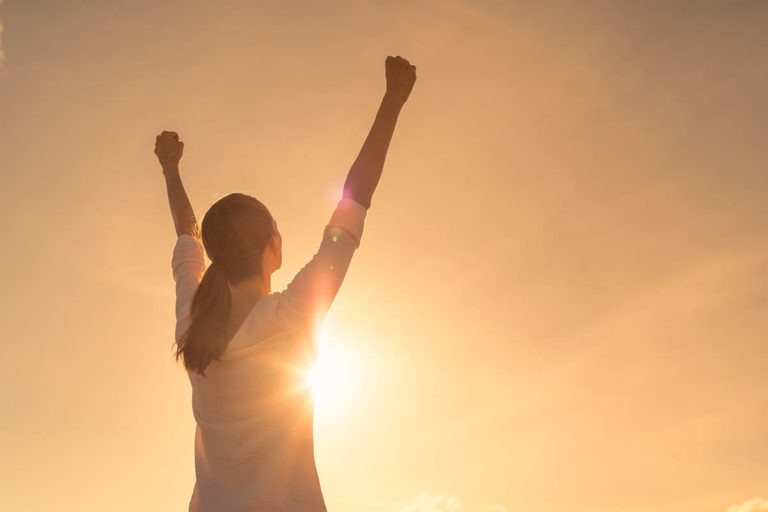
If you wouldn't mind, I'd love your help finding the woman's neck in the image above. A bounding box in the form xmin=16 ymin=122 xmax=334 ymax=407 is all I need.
xmin=228 ymin=273 xmax=271 ymax=303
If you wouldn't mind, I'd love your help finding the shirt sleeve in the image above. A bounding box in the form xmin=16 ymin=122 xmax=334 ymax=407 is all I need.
xmin=171 ymin=233 xmax=207 ymax=342
xmin=278 ymin=197 xmax=368 ymax=331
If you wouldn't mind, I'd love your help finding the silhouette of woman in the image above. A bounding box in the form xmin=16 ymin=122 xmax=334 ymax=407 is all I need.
xmin=156 ymin=56 xmax=416 ymax=512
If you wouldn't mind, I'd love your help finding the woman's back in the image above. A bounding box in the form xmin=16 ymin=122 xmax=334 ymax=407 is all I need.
xmin=188 ymin=293 xmax=324 ymax=512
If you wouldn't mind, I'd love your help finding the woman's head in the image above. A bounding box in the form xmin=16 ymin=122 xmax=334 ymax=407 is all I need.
xmin=201 ymin=193 xmax=282 ymax=281
xmin=176 ymin=193 xmax=281 ymax=376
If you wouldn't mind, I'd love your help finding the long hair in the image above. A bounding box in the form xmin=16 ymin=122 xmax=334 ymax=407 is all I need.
xmin=176 ymin=193 xmax=276 ymax=376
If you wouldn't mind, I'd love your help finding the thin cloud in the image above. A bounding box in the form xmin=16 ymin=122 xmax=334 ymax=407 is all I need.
xmin=400 ymin=493 xmax=505 ymax=512
xmin=728 ymin=499 xmax=768 ymax=512
xmin=401 ymin=494 xmax=462 ymax=512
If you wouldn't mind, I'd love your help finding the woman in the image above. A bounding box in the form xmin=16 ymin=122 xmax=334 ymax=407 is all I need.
xmin=156 ymin=55 xmax=416 ymax=512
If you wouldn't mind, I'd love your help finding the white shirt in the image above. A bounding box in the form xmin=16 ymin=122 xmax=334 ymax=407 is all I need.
xmin=171 ymin=197 xmax=367 ymax=512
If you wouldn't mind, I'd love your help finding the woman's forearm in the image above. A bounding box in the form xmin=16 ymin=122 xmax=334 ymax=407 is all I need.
xmin=342 ymin=94 xmax=403 ymax=209
xmin=343 ymin=55 xmax=416 ymax=208
xmin=155 ymin=131 xmax=197 ymax=237
xmin=163 ymin=165 xmax=199 ymax=237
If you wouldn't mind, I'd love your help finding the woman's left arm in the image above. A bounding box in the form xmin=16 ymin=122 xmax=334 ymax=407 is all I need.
xmin=156 ymin=130 xmax=199 ymax=237
xmin=156 ymin=130 xmax=205 ymax=341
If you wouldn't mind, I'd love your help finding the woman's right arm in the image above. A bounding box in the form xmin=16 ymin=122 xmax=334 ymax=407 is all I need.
xmin=278 ymin=56 xmax=417 ymax=330
xmin=342 ymin=55 xmax=417 ymax=209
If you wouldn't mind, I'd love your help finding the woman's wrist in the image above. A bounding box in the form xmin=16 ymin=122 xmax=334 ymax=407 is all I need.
xmin=162 ymin=163 xmax=181 ymax=177
xmin=381 ymin=92 xmax=404 ymax=113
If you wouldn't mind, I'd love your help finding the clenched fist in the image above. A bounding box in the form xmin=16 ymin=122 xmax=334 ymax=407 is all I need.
xmin=155 ymin=130 xmax=184 ymax=171
xmin=384 ymin=55 xmax=417 ymax=107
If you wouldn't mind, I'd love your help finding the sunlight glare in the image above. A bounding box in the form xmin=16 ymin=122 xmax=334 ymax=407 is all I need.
xmin=303 ymin=331 xmax=363 ymax=418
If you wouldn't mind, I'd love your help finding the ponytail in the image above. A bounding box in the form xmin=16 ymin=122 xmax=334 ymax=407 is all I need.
xmin=175 ymin=192 xmax=276 ymax=376
xmin=176 ymin=259 xmax=232 ymax=376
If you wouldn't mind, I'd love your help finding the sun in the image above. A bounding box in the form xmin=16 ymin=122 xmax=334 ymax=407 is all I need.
xmin=304 ymin=343 xmax=347 ymax=410
xmin=302 ymin=332 xmax=361 ymax=416
xmin=306 ymin=356 xmax=341 ymax=401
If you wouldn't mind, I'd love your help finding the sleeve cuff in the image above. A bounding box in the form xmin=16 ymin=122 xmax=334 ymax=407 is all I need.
xmin=328 ymin=197 xmax=367 ymax=246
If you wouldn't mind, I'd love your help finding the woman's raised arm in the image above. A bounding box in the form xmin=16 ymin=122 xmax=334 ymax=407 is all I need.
xmin=156 ymin=130 xmax=199 ymax=238
xmin=278 ymin=56 xmax=417 ymax=331
xmin=342 ymin=55 xmax=417 ymax=209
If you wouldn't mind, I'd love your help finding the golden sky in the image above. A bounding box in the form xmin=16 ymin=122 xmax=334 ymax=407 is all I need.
xmin=0 ymin=1 xmax=766 ymax=511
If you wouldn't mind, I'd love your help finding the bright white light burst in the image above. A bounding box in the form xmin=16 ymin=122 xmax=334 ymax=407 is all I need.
xmin=304 ymin=339 xmax=352 ymax=413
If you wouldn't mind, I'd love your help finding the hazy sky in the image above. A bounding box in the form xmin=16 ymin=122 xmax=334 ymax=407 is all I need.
xmin=0 ymin=1 xmax=766 ymax=511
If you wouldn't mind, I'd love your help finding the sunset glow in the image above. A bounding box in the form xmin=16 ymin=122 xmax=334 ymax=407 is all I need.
xmin=2 ymin=2 xmax=767 ymax=512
